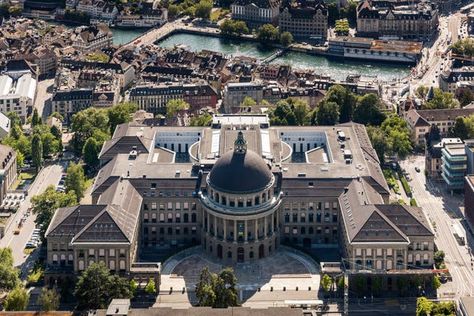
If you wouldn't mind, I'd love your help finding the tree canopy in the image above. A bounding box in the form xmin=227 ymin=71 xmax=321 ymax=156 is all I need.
xmin=190 ymin=113 xmax=213 ymax=126
xmin=219 ymin=19 xmax=249 ymax=37
xmin=194 ymin=0 xmax=212 ymax=19
xmin=449 ymin=115 xmax=474 ymax=140
xmin=75 ymin=262 xmax=132 ymax=310
xmin=315 ymin=101 xmax=339 ymax=125
xmin=423 ymin=88 xmax=459 ymax=109
xmin=37 ymin=288 xmax=60 ymax=311
xmin=256 ymin=24 xmax=279 ymax=43
xmin=107 ymin=102 xmax=137 ymax=134
xmin=166 ymin=99 xmax=190 ymax=118
xmin=451 ymin=38 xmax=474 ymax=57
xmin=65 ymin=163 xmax=87 ymax=202
xmin=353 ymin=93 xmax=386 ymax=126
xmin=196 ymin=267 xmax=238 ymax=308
xmin=31 ymin=185 xmax=77 ymax=238
xmin=4 ymin=286 xmax=29 ymax=311
xmin=280 ymin=31 xmax=293 ymax=46
xmin=0 ymin=248 xmax=20 ymax=292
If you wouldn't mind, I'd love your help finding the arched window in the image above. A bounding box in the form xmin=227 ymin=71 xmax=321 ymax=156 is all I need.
xmin=191 ymin=213 xmax=197 ymax=223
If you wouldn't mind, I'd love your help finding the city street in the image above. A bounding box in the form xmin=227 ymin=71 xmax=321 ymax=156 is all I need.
xmin=400 ymin=156 xmax=474 ymax=299
xmin=34 ymin=78 xmax=54 ymax=120
xmin=0 ymin=163 xmax=65 ymax=272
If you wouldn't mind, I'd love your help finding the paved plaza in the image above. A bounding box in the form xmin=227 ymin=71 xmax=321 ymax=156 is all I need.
xmin=155 ymin=247 xmax=321 ymax=308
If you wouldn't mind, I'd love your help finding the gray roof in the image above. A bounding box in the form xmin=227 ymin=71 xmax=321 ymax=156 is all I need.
xmin=209 ymin=149 xmax=273 ymax=194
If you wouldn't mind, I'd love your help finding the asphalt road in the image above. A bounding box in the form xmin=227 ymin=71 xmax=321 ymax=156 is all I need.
xmin=400 ymin=156 xmax=474 ymax=299
xmin=34 ymin=79 xmax=54 ymax=120
xmin=0 ymin=163 xmax=65 ymax=270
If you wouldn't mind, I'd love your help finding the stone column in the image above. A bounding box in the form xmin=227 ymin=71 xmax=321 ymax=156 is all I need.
xmin=271 ymin=212 xmax=275 ymax=232
xmin=234 ymin=220 xmax=237 ymax=242
xmin=223 ymin=218 xmax=227 ymax=240
xmin=207 ymin=212 xmax=210 ymax=233
xmin=264 ymin=216 xmax=267 ymax=237
xmin=214 ymin=215 xmax=217 ymax=237
xmin=244 ymin=220 xmax=248 ymax=242
xmin=255 ymin=219 xmax=258 ymax=240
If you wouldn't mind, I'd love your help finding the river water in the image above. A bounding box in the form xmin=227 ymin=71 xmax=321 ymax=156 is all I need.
xmin=112 ymin=29 xmax=411 ymax=81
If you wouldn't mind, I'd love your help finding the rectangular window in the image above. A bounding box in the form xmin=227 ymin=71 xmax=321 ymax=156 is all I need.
xmin=109 ymin=249 xmax=115 ymax=257
xmin=152 ymin=202 xmax=157 ymax=210
xmin=99 ymin=249 xmax=105 ymax=257
xmin=356 ymin=248 xmax=362 ymax=256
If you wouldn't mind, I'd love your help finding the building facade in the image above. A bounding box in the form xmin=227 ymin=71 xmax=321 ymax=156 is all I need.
xmin=279 ymin=0 xmax=328 ymax=42
xmin=51 ymin=89 xmax=93 ymax=122
xmin=45 ymin=115 xmax=434 ymax=284
xmin=442 ymin=142 xmax=467 ymax=192
xmin=223 ymin=82 xmax=264 ymax=113
xmin=231 ymin=0 xmax=281 ymax=27
xmin=129 ymin=83 xmax=218 ymax=115
xmin=356 ymin=0 xmax=439 ymax=40
xmin=0 ymin=73 xmax=36 ymax=121
xmin=0 ymin=144 xmax=17 ymax=203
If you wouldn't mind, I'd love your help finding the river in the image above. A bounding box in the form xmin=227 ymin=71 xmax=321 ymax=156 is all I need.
xmin=155 ymin=33 xmax=411 ymax=81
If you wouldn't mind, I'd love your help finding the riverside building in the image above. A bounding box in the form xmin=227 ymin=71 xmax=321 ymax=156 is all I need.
xmin=44 ymin=115 xmax=434 ymax=285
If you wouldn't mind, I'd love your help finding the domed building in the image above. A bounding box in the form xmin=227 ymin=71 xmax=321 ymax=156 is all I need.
xmin=199 ymin=131 xmax=281 ymax=262
xmin=45 ymin=115 xmax=435 ymax=285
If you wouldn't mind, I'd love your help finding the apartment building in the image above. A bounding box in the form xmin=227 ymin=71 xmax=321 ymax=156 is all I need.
xmin=231 ymin=0 xmax=281 ymax=27
xmin=223 ymin=82 xmax=264 ymax=113
xmin=72 ymin=24 xmax=113 ymax=53
xmin=356 ymin=0 xmax=439 ymax=40
xmin=0 ymin=73 xmax=36 ymax=121
xmin=404 ymin=108 xmax=474 ymax=145
xmin=279 ymin=0 xmax=328 ymax=42
xmin=130 ymin=83 xmax=218 ymax=115
xmin=0 ymin=144 xmax=17 ymax=203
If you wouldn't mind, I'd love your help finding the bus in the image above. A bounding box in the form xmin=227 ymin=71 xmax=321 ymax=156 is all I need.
xmin=453 ymin=222 xmax=466 ymax=246
xmin=284 ymin=300 xmax=325 ymax=310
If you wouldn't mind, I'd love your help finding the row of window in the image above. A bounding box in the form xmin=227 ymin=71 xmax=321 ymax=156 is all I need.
xmin=283 ymin=226 xmax=337 ymax=235
xmin=143 ymin=226 xmax=198 ymax=235
xmin=284 ymin=201 xmax=338 ymax=211
xmin=143 ymin=202 xmax=197 ymax=210
xmin=143 ymin=212 xmax=197 ymax=223
xmin=284 ymin=211 xmax=337 ymax=223
xmin=77 ymin=248 xmax=126 ymax=258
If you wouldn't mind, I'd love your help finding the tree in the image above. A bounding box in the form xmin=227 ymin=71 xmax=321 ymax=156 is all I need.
xmin=32 ymin=108 xmax=41 ymax=127
xmin=292 ymin=99 xmax=310 ymax=126
xmin=145 ymin=278 xmax=157 ymax=295
xmin=450 ymin=116 xmax=470 ymax=140
xmin=31 ymin=134 xmax=43 ymax=172
xmin=220 ymin=19 xmax=249 ymax=37
xmin=353 ymin=93 xmax=386 ymax=126
xmin=335 ymin=18 xmax=350 ymax=35
xmin=316 ymin=101 xmax=339 ymax=125
xmin=367 ymin=126 xmax=386 ymax=164
xmin=451 ymin=38 xmax=474 ymax=57
xmin=168 ymin=4 xmax=179 ymax=18
xmin=107 ymin=102 xmax=137 ymax=134
xmin=215 ymin=268 xmax=238 ymax=308
xmin=321 ymin=274 xmax=332 ymax=293
xmin=7 ymin=112 xmax=21 ymax=129
xmin=240 ymin=96 xmax=256 ymax=109
xmin=256 ymin=24 xmax=279 ymax=44
xmin=129 ymin=280 xmax=138 ymax=296
xmin=416 ymin=297 xmax=433 ymax=316
xmin=458 ymin=89 xmax=474 ymax=107
xmin=432 ymin=301 xmax=455 ymax=315
xmin=166 ymin=99 xmax=190 ymax=118
xmin=190 ymin=113 xmax=213 ymax=126
xmin=0 ymin=248 xmax=20 ymax=291
xmin=75 ymin=262 xmax=131 ymax=310
xmin=194 ymin=0 xmax=212 ymax=19
xmin=70 ymin=107 xmax=109 ymax=154
xmin=381 ymin=115 xmax=412 ymax=159
xmin=4 ymin=286 xmax=29 ymax=311
xmin=196 ymin=267 xmax=238 ymax=308
xmin=434 ymin=250 xmax=445 ymax=269
xmin=37 ymin=288 xmax=60 ymax=311
xmin=432 ymin=275 xmax=441 ymax=290
xmin=65 ymin=163 xmax=87 ymax=202
xmin=50 ymin=112 xmax=64 ymax=122
xmin=31 ymin=185 xmax=77 ymax=238
xmin=423 ymin=88 xmax=459 ymax=109
xmin=415 ymin=86 xmax=429 ymax=99
xmin=269 ymin=100 xmax=297 ymax=125
xmin=426 ymin=124 xmax=441 ymax=145
xmin=327 ymin=3 xmax=339 ymax=25
xmin=280 ymin=31 xmax=293 ymax=46
xmin=83 ymin=137 xmax=101 ymax=168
